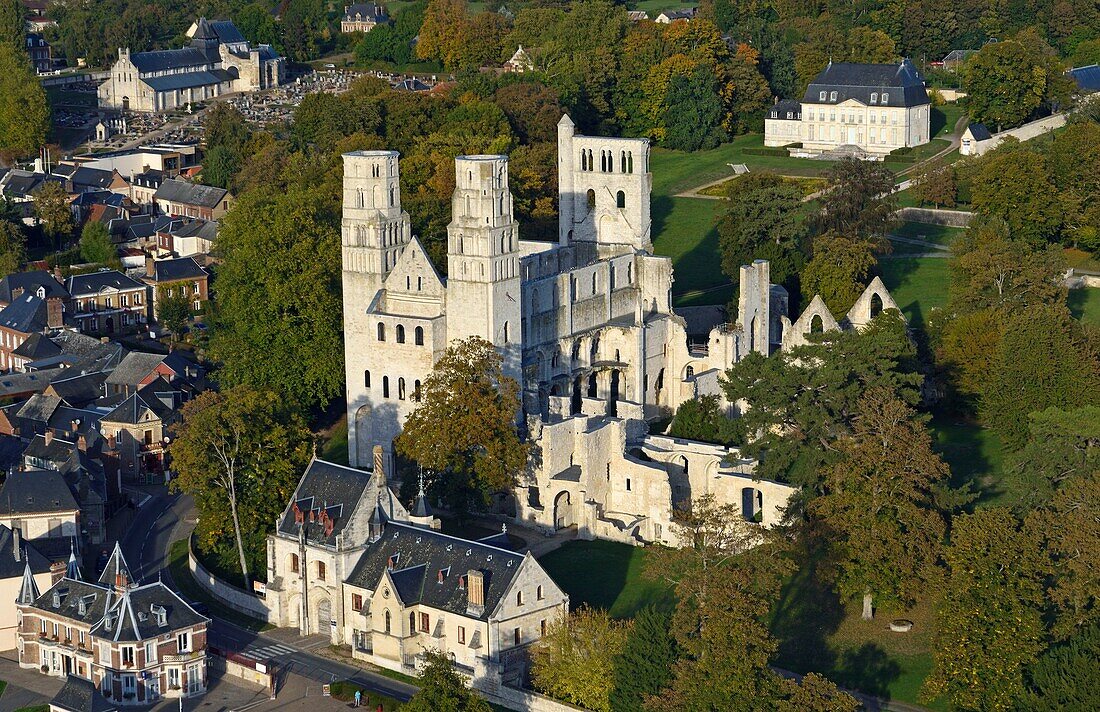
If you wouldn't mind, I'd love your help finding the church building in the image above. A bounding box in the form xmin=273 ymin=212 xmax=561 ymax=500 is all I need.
xmin=340 ymin=115 xmax=903 ymax=547
xmin=97 ymin=18 xmax=286 ymax=113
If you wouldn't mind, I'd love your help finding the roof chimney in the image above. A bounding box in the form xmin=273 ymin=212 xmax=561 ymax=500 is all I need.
xmin=467 ymin=569 xmax=484 ymax=608
xmin=13 ymin=527 xmax=20 ymax=562
xmin=44 ymin=430 xmax=53 ymax=446
xmin=77 ymin=435 xmax=87 ymax=452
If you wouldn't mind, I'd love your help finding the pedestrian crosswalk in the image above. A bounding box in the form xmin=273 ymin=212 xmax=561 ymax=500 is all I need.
xmin=237 ymin=643 xmax=298 ymax=661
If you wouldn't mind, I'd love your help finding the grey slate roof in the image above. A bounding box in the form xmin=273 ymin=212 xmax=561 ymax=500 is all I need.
xmin=66 ymin=270 xmax=145 ymax=298
xmin=345 ymin=3 xmax=389 ymax=22
xmin=1069 ymin=64 xmax=1100 ymax=93
xmin=966 ymin=123 xmax=993 ymax=141
xmin=0 ymin=293 xmax=48 ymax=333
xmin=91 ymin=582 xmax=207 ymax=641
xmin=0 ymin=524 xmax=51 ymax=580
xmin=209 ymin=20 xmax=247 ymax=45
xmin=12 ymin=332 xmax=62 ymax=360
xmin=0 ymin=270 xmax=70 ymax=304
xmin=803 ymin=59 xmax=929 ymax=108
xmin=68 ymin=167 xmax=116 ymax=191
xmin=129 ymin=48 xmax=210 ymax=74
xmin=16 ymin=393 xmax=63 ymax=424
xmin=278 ymin=459 xmax=376 ymax=546
xmin=46 ymin=372 xmax=108 ymax=408
xmin=148 ymin=256 xmax=207 ymax=282
xmin=154 ymin=178 xmax=228 ymax=209
xmin=143 ymin=70 xmax=231 ymax=93
xmin=97 ymin=542 xmax=131 ymax=587
xmin=0 ymin=435 xmax=28 ymax=473
xmin=766 ymin=99 xmax=802 ymax=119
xmin=0 ymin=468 xmax=79 ymax=514
xmin=346 ymin=522 xmax=526 ymax=621
xmin=50 ymin=675 xmax=118 ymax=712
xmin=101 ymin=383 xmax=175 ymax=425
xmin=104 ymin=352 xmax=165 ymax=387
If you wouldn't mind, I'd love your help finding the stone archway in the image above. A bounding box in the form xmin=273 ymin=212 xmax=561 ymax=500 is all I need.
xmin=355 ymin=405 xmax=372 ymax=467
xmin=553 ymin=491 xmax=574 ymax=529
xmin=316 ymin=598 xmax=332 ymax=637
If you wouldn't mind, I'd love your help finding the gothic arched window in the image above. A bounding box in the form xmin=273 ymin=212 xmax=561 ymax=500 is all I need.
xmin=377 ymin=322 xmax=385 ymax=341
xmin=415 ymin=326 xmax=424 ymax=345
xmin=396 ymin=325 xmax=405 ymax=343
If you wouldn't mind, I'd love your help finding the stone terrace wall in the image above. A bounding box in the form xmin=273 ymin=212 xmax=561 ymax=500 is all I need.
xmin=897 ymin=207 xmax=974 ymax=227
xmin=187 ymin=535 xmax=273 ymax=622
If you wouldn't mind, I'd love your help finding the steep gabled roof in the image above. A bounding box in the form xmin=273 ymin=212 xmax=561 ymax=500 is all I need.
xmin=97 ymin=541 xmax=132 ymax=587
xmin=66 ymin=270 xmax=145 ymax=298
xmin=0 ymin=468 xmax=79 ymax=514
xmin=0 ymin=270 xmax=70 ymax=304
xmin=154 ymin=178 xmax=228 ymax=209
xmin=0 ymin=293 xmax=49 ymax=334
xmin=803 ymin=59 xmax=929 ymax=108
xmin=104 ymin=352 xmax=166 ymax=387
xmin=346 ymin=522 xmax=527 ymax=621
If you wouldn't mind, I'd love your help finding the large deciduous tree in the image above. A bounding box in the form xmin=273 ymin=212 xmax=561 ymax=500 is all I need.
xmin=923 ymin=508 xmax=1047 ymax=712
xmin=963 ymin=32 xmax=1071 ymax=130
xmin=209 ymin=180 xmax=345 ymax=410
xmin=667 ymin=394 xmax=744 ymax=447
xmin=33 ymin=182 xmax=73 ymax=243
xmin=911 ymin=163 xmax=957 ymax=209
xmin=156 ymin=286 xmax=191 ymax=337
xmin=811 ymin=390 xmax=951 ymax=620
xmin=717 ymin=172 xmax=805 ymax=293
xmin=722 ymin=312 xmax=921 ymax=493
xmin=800 ymin=234 xmax=878 ymax=315
xmin=609 ymin=606 xmax=677 ymax=712
xmin=531 ymin=606 xmax=631 ymax=712
xmin=967 ymin=147 xmax=1063 ymax=246
xmin=79 ymin=220 xmax=117 ymax=266
xmin=980 ymin=304 xmax=1100 ymax=445
xmin=643 ymin=495 xmax=806 ymax=708
xmin=0 ymin=0 xmax=23 ymax=50
xmin=170 ymin=387 xmax=313 ymax=587
xmin=403 ymin=650 xmax=493 ymax=712
xmin=395 ymin=336 xmax=529 ymax=511
xmin=815 ymin=157 xmax=898 ymax=241
xmin=0 ymin=220 xmax=26 ymax=275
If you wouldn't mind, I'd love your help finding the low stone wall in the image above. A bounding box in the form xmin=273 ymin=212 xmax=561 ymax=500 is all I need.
xmin=967 ymin=113 xmax=1067 ymax=156
xmin=1066 ymin=268 xmax=1100 ymax=289
xmin=476 ymin=683 xmax=589 ymax=712
xmin=187 ymin=535 xmax=272 ymax=622
xmin=897 ymin=207 xmax=974 ymax=227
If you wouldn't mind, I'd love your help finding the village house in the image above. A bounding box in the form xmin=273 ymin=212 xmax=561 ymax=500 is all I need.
xmin=23 ymin=431 xmax=112 ymax=546
xmin=503 ymin=47 xmax=533 ymax=73
xmin=0 ymin=525 xmax=53 ymax=650
xmin=764 ymin=59 xmax=931 ymax=158
xmin=103 ymin=351 xmax=203 ymax=399
xmin=341 ymin=4 xmax=389 ymax=33
xmin=655 ymin=8 xmax=696 ymax=22
xmin=0 ymin=468 xmax=82 ymax=556
xmin=65 ymin=272 xmax=148 ymax=336
xmin=99 ymin=378 xmax=181 ymax=484
xmin=153 ymin=179 xmax=231 ymax=221
xmin=264 ymin=448 xmax=567 ymax=687
xmin=141 ymin=257 xmax=209 ymax=318
xmin=128 ymin=171 xmax=163 ymax=207
xmin=17 ymin=544 xmax=209 ymax=704
xmin=153 ymin=218 xmax=215 ymax=258
xmin=25 ymin=33 xmax=52 ymax=73
xmin=0 ymin=293 xmax=65 ymax=371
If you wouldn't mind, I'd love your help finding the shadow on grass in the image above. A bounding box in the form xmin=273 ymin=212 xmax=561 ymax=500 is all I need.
xmin=771 ymin=541 xmax=903 ymax=699
xmin=928 ymin=414 xmax=1006 ymax=508
xmin=537 ymin=540 xmax=674 ymax=618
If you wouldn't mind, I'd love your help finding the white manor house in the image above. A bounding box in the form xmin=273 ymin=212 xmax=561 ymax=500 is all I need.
xmin=765 ymin=59 xmax=931 ymax=158
xmin=340 ymin=114 xmax=903 ymax=547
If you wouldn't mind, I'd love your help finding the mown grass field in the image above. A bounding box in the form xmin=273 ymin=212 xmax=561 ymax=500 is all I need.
xmin=537 ymin=540 xmax=674 ymax=618
xmin=877 ymin=257 xmax=951 ymax=327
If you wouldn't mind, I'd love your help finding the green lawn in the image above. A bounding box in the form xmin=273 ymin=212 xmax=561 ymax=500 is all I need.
xmin=650 ymin=134 xmax=835 ymax=197
xmin=877 ymin=257 xmax=951 ymax=326
xmin=892 ymin=221 xmax=964 ymax=246
xmin=320 ymin=417 xmax=350 ymax=466
xmin=166 ymin=539 xmax=274 ymax=633
xmin=1069 ymin=288 xmax=1100 ymax=326
xmin=928 ymin=416 xmax=1012 ymax=507
xmin=931 ymin=104 xmax=967 ymax=139
xmin=651 ymin=196 xmax=727 ymax=301
xmin=537 ymin=540 xmax=674 ymax=618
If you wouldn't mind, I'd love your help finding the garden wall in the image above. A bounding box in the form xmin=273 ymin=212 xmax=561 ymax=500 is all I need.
xmin=476 ymin=682 xmax=589 ymax=712
xmin=897 ymin=207 xmax=974 ymax=227
xmin=187 ymin=535 xmax=272 ymax=622
xmin=966 ymin=113 xmax=1067 ymax=156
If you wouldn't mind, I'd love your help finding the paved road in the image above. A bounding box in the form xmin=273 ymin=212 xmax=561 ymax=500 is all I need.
xmin=126 ymin=488 xmax=419 ymax=706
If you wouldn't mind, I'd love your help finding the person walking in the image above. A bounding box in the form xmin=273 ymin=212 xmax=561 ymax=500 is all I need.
xmin=353 ymin=689 xmax=362 ymax=707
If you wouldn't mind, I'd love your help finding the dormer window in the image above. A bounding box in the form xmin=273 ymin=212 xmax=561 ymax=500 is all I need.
xmin=829 ymin=91 xmax=837 ymax=101
xmin=437 ymin=567 xmax=449 ymax=583
xmin=819 ymin=91 xmax=826 ymax=101
xmin=881 ymin=92 xmax=889 ymax=103
xmin=870 ymin=93 xmax=878 ymax=104
xmin=387 ymin=553 xmax=400 ymax=570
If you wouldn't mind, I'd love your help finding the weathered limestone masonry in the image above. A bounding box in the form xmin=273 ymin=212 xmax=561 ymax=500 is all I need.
xmin=341 ymin=114 xmax=904 ymax=547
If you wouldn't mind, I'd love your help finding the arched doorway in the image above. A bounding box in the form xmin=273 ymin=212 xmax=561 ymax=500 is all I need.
xmin=571 ymin=378 xmax=582 ymax=415
xmin=316 ymin=598 xmax=331 ymax=636
xmin=355 ymin=405 xmax=371 ymax=466
xmin=587 ymin=373 xmax=598 ymax=398
xmin=553 ymin=491 xmax=574 ymax=529
xmin=741 ymin=487 xmax=764 ymax=522
xmin=609 ymin=369 xmax=621 ymax=417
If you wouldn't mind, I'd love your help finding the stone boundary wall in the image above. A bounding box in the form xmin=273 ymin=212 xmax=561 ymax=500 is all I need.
xmin=897 ymin=207 xmax=974 ymax=227
xmin=1066 ymin=268 xmax=1100 ymax=289
xmin=476 ymin=682 xmax=589 ymax=712
xmin=187 ymin=535 xmax=272 ymax=622
xmin=969 ymin=113 xmax=1067 ymax=156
